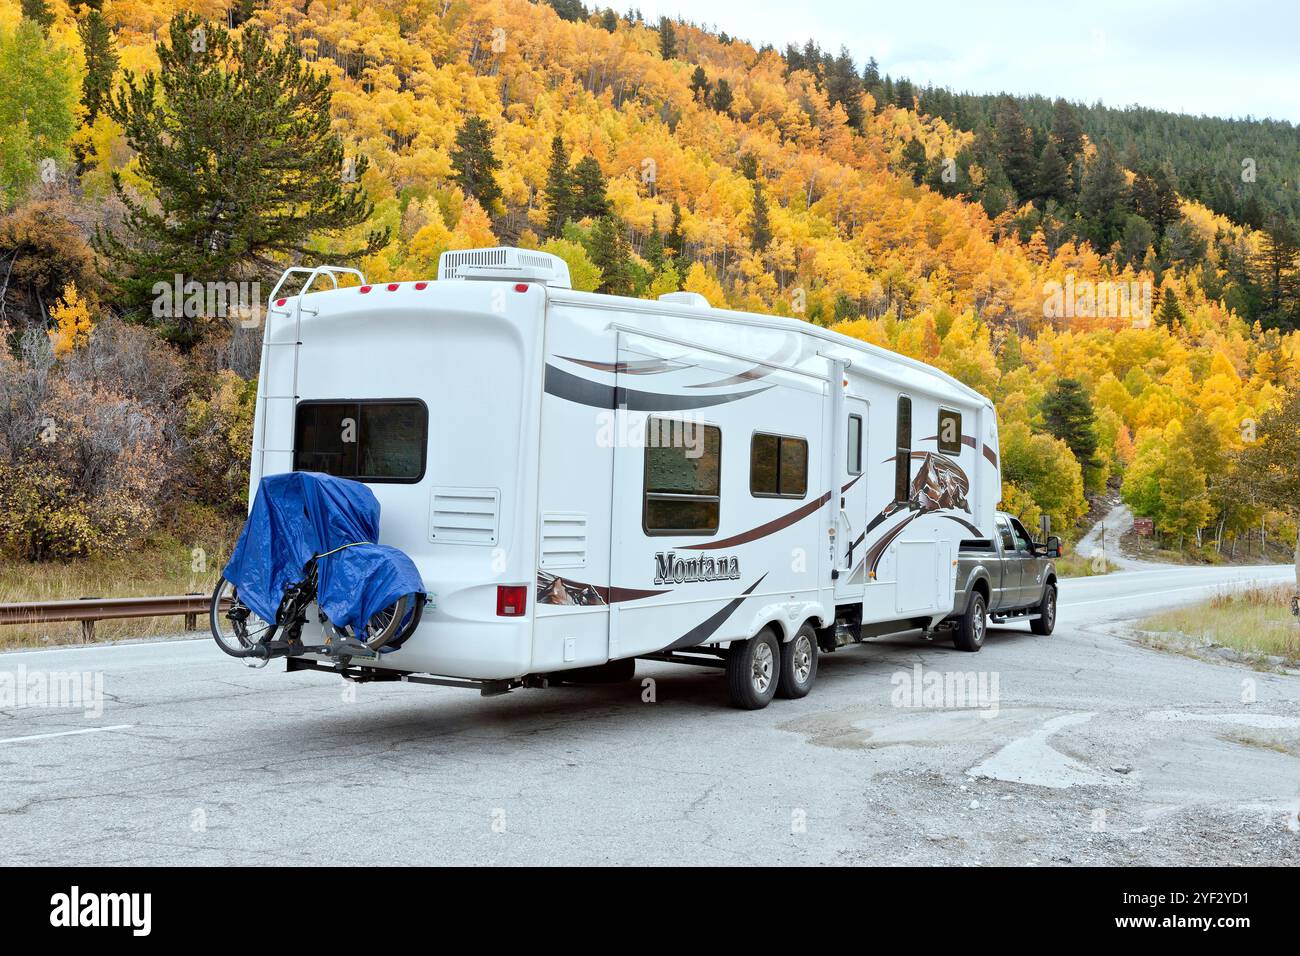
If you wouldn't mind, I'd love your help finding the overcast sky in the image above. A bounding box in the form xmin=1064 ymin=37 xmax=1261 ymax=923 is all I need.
xmin=634 ymin=0 xmax=1299 ymax=123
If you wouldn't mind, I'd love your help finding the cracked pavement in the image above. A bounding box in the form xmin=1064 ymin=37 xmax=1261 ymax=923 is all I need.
xmin=2 ymin=561 xmax=1299 ymax=865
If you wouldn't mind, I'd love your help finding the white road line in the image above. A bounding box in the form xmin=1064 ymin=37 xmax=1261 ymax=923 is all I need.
xmin=0 ymin=724 xmax=134 ymax=745
xmin=1062 ymin=581 xmax=1275 ymax=608
xmin=1 ymin=637 xmax=210 ymax=658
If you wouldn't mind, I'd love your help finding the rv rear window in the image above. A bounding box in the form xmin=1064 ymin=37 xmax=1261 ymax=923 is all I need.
xmin=643 ymin=420 xmax=721 ymax=535
xmin=750 ymin=433 xmax=808 ymax=498
xmin=293 ymin=400 xmax=427 ymax=483
xmin=937 ymin=408 xmax=962 ymax=455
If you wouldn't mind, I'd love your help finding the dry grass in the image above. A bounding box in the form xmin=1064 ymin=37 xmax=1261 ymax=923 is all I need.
xmin=1140 ymin=585 xmax=1300 ymax=665
xmin=1055 ymin=552 xmax=1120 ymax=577
xmin=0 ymin=515 xmax=239 ymax=650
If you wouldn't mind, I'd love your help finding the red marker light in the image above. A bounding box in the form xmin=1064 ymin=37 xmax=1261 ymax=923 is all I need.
xmin=414 ymin=282 xmax=428 ymax=290
xmin=276 ymin=298 xmax=286 ymax=307
xmin=496 ymin=585 xmax=527 ymax=617
xmin=387 ymin=283 xmax=399 ymax=291
xmin=359 ymin=285 xmax=372 ymax=294
xmin=513 ymin=283 xmax=529 ymax=293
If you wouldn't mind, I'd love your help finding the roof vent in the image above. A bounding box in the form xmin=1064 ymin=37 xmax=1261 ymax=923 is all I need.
xmin=438 ymin=247 xmax=572 ymax=288
xmin=658 ymin=291 xmax=710 ymax=308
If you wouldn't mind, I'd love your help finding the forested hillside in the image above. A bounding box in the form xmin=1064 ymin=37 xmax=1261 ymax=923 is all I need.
xmin=1 ymin=0 xmax=1297 ymax=574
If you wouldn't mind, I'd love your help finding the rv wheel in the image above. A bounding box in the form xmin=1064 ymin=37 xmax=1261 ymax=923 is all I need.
xmin=952 ymin=591 xmax=987 ymax=652
xmin=776 ymin=623 xmax=819 ymax=699
xmin=725 ymin=630 xmax=780 ymax=710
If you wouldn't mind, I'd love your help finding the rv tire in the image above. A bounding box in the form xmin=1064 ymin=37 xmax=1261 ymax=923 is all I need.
xmin=776 ymin=623 xmax=818 ymax=699
xmin=726 ymin=629 xmax=780 ymax=710
xmin=952 ymin=590 xmax=987 ymax=652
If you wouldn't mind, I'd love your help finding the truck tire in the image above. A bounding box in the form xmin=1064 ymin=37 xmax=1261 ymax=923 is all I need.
xmin=552 ymin=656 xmax=636 ymax=684
xmin=1030 ymin=583 xmax=1057 ymax=635
xmin=726 ymin=629 xmax=780 ymax=710
xmin=952 ymin=590 xmax=987 ymax=652
xmin=777 ymin=623 xmax=819 ymax=699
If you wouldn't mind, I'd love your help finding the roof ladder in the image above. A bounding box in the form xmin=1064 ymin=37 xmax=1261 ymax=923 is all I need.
xmin=254 ymin=265 xmax=366 ymax=483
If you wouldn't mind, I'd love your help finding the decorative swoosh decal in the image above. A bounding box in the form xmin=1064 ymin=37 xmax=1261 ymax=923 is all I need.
xmin=545 ymin=364 xmax=773 ymax=411
xmin=537 ymin=571 xmax=668 ymax=606
xmin=684 ymin=338 xmax=800 ymax=389
xmin=661 ymin=574 xmax=768 ymax=651
xmin=559 ymin=356 xmax=690 ymax=375
xmin=941 ymin=515 xmax=984 ymax=536
xmin=678 ymin=475 xmax=862 ymax=551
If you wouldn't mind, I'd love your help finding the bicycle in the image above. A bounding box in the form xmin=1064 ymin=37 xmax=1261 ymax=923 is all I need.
xmin=210 ymin=555 xmax=423 ymax=666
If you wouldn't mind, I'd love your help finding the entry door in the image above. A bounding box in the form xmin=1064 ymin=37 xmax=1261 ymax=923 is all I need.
xmin=834 ymin=397 xmax=869 ymax=601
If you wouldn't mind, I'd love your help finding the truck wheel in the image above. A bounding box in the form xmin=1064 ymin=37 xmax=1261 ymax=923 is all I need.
xmin=726 ymin=629 xmax=780 ymax=710
xmin=952 ymin=591 xmax=987 ymax=652
xmin=777 ymin=623 xmax=819 ymax=699
xmin=1030 ymin=583 xmax=1057 ymax=635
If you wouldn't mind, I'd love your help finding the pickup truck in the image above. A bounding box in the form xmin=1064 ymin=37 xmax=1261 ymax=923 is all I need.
xmin=945 ymin=511 xmax=1061 ymax=651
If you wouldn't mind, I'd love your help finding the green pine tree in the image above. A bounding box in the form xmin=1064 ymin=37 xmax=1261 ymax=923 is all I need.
xmin=20 ymin=0 xmax=54 ymax=31
xmin=450 ymin=114 xmax=503 ymax=211
xmin=1156 ymin=288 xmax=1185 ymax=328
xmin=657 ymin=17 xmax=676 ymax=59
xmin=590 ymin=216 xmax=632 ymax=295
xmin=1041 ymin=378 xmax=1101 ymax=484
xmin=710 ymin=78 xmax=733 ymax=115
xmin=1033 ymin=140 xmax=1069 ymax=206
xmin=643 ymin=214 xmax=664 ymax=270
xmin=1050 ymin=98 xmax=1084 ymax=159
xmin=901 ymin=137 xmax=927 ymax=186
xmin=77 ymin=9 xmax=118 ymax=128
xmin=689 ymin=65 xmax=710 ymax=102
xmin=1078 ymin=142 xmax=1130 ymax=251
xmin=542 ymin=134 xmax=573 ymax=238
xmin=571 ymin=156 xmax=610 ymax=220
xmin=94 ymin=13 xmax=382 ymax=346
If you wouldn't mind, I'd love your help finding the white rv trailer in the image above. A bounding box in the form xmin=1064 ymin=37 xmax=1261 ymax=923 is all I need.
xmin=249 ymin=248 xmax=1001 ymax=708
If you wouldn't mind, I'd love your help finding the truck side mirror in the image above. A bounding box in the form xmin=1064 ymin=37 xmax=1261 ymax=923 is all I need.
xmin=1046 ymin=535 xmax=1062 ymax=558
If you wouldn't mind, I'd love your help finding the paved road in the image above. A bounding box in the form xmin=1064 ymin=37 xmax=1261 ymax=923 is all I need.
xmin=3 ymin=562 xmax=1298 ymax=865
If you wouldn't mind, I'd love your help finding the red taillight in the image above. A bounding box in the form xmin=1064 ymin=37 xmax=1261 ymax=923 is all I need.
xmin=513 ymin=283 xmax=529 ymax=293
xmin=496 ymin=585 xmax=527 ymax=617
xmin=387 ymin=283 xmax=399 ymax=291
xmin=359 ymin=285 xmax=372 ymax=294
xmin=276 ymin=298 xmax=286 ymax=307
xmin=415 ymin=282 xmax=428 ymax=290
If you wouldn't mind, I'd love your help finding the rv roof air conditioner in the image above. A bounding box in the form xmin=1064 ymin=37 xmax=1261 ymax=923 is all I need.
xmin=438 ymin=247 xmax=572 ymax=289
xmin=658 ymin=291 xmax=711 ymax=308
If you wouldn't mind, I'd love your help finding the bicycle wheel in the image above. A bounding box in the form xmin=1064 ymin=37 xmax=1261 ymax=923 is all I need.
xmin=210 ymin=576 xmax=277 ymax=658
xmin=332 ymin=592 xmax=423 ymax=652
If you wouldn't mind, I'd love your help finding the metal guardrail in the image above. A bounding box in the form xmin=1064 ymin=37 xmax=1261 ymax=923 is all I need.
xmin=0 ymin=594 xmax=224 ymax=642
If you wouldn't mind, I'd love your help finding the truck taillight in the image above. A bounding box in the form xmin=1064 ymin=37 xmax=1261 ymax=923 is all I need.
xmin=496 ymin=585 xmax=527 ymax=617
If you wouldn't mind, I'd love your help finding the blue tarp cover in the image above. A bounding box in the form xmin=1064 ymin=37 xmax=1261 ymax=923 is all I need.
xmin=223 ymin=472 xmax=425 ymax=634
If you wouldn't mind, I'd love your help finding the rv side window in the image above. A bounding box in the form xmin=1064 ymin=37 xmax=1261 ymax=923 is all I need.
xmin=937 ymin=408 xmax=962 ymax=454
xmin=894 ymin=396 xmax=912 ymax=503
xmin=847 ymin=415 xmax=863 ymax=475
xmin=750 ymin=433 xmax=808 ymax=498
xmin=643 ymin=420 xmax=722 ymax=535
xmin=294 ymin=400 xmax=427 ymax=483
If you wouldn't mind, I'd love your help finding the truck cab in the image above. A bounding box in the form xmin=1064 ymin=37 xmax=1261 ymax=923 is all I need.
xmin=945 ymin=511 xmax=1060 ymax=651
